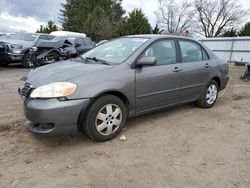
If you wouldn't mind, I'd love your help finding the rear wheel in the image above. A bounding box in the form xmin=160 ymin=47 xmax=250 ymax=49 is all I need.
xmin=82 ymin=95 xmax=127 ymax=142
xmin=197 ymin=80 xmax=219 ymax=108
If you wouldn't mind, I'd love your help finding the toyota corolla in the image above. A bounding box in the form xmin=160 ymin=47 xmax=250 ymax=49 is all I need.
xmin=18 ymin=35 xmax=229 ymax=142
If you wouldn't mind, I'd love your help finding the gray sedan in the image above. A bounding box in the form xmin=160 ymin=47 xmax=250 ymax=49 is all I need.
xmin=19 ymin=35 xmax=229 ymax=142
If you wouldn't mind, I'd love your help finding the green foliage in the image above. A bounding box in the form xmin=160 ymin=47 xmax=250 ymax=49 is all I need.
xmin=239 ymin=22 xmax=250 ymax=36
xmin=114 ymin=9 xmax=152 ymax=37
xmin=59 ymin=0 xmax=125 ymax=40
xmin=84 ymin=6 xmax=113 ymax=41
xmin=37 ymin=20 xmax=58 ymax=33
xmin=221 ymin=28 xmax=238 ymax=37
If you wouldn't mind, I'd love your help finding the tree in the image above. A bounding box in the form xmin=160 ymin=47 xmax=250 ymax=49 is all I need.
xmin=37 ymin=20 xmax=59 ymax=33
xmin=84 ymin=6 xmax=113 ymax=41
xmin=59 ymin=0 xmax=125 ymax=34
xmin=156 ymin=0 xmax=195 ymax=34
xmin=194 ymin=0 xmax=247 ymax=37
xmin=239 ymin=22 xmax=250 ymax=36
xmin=221 ymin=28 xmax=237 ymax=37
xmin=114 ymin=9 xmax=152 ymax=37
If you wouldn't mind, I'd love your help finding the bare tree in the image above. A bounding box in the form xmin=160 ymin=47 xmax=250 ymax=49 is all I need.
xmin=194 ymin=0 xmax=248 ymax=37
xmin=156 ymin=0 xmax=196 ymax=34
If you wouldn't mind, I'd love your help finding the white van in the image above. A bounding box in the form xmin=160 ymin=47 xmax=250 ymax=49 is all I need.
xmin=50 ymin=31 xmax=86 ymax=38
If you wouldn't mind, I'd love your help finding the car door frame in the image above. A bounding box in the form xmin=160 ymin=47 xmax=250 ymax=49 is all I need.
xmin=133 ymin=37 xmax=184 ymax=114
xmin=176 ymin=38 xmax=212 ymax=101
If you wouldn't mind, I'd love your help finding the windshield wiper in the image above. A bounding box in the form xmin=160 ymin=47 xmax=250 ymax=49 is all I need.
xmin=80 ymin=56 xmax=91 ymax=63
xmin=86 ymin=57 xmax=109 ymax=65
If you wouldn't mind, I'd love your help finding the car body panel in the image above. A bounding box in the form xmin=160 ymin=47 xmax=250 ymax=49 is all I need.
xmin=24 ymin=97 xmax=90 ymax=135
xmin=135 ymin=63 xmax=182 ymax=113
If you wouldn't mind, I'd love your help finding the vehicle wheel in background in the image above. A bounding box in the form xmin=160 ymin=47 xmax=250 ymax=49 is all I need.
xmin=22 ymin=53 xmax=34 ymax=68
xmin=82 ymin=95 xmax=127 ymax=142
xmin=197 ymin=80 xmax=219 ymax=108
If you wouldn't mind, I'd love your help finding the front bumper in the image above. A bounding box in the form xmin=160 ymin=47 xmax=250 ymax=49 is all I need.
xmin=23 ymin=97 xmax=91 ymax=135
xmin=0 ymin=52 xmax=24 ymax=62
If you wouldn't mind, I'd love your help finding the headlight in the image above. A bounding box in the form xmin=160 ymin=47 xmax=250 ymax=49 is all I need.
xmin=30 ymin=82 xmax=77 ymax=99
xmin=30 ymin=47 xmax=38 ymax=52
xmin=11 ymin=44 xmax=23 ymax=53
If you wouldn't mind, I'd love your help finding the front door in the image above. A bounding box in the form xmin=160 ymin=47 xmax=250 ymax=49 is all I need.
xmin=135 ymin=39 xmax=182 ymax=114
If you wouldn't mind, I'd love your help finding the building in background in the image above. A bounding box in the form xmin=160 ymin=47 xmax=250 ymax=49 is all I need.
xmin=200 ymin=37 xmax=250 ymax=64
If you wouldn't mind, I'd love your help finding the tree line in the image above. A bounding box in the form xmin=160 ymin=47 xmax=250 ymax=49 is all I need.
xmin=37 ymin=0 xmax=250 ymax=41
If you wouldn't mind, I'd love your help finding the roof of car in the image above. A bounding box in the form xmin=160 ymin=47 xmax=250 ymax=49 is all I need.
xmin=125 ymin=34 xmax=192 ymax=40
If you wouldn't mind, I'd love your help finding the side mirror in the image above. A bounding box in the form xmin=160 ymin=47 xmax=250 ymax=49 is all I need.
xmin=136 ymin=57 xmax=157 ymax=66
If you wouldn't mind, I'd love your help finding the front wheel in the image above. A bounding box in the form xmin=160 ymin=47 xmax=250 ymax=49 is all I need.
xmin=22 ymin=53 xmax=34 ymax=68
xmin=82 ymin=95 xmax=127 ymax=142
xmin=197 ymin=80 xmax=219 ymax=108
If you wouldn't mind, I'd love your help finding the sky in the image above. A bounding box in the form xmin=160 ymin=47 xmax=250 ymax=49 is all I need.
xmin=0 ymin=0 xmax=250 ymax=33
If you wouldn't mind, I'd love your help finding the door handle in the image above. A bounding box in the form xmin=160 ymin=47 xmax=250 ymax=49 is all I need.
xmin=173 ymin=67 xmax=182 ymax=73
xmin=205 ymin=63 xmax=211 ymax=68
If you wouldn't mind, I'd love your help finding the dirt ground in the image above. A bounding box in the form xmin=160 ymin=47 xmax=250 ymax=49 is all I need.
xmin=0 ymin=64 xmax=249 ymax=188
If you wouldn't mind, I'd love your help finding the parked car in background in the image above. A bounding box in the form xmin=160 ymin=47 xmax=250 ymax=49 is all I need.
xmin=0 ymin=33 xmax=53 ymax=67
xmin=19 ymin=35 xmax=229 ymax=142
xmin=28 ymin=36 xmax=95 ymax=67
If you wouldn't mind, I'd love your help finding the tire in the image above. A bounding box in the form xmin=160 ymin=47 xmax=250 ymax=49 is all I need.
xmin=197 ymin=80 xmax=219 ymax=108
xmin=82 ymin=95 xmax=127 ymax=142
xmin=22 ymin=53 xmax=34 ymax=68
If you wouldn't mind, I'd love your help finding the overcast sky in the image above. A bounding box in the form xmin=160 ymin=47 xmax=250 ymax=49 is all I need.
xmin=0 ymin=0 xmax=249 ymax=33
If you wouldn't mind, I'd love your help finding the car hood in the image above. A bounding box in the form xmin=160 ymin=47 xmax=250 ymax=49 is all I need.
xmin=24 ymin=58 xmax=113 ymax=87
xmin=0 ymin=39 xmax=34 ymax=48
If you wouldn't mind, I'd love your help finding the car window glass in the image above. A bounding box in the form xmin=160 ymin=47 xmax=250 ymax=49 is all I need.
xmin=179 ymin=40 xmax=203 ymax=62
xmin=143 ymin=40 xmax=177 ymax=65
xmin=75 ymin=38 xmax=84 ymax=46
xmin=82 ymin=37 xmax=148 ymax=65
xmin=38 ymin=35 xmax=48 ymax=40
xmin=202 ymin=49 xmax=209 ymax=60
xmin=84 ymin=38 xmax=92 ymax=46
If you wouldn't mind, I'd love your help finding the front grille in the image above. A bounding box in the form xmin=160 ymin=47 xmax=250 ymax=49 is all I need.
xmin=20 ymin=83 xmax=33 ymax=97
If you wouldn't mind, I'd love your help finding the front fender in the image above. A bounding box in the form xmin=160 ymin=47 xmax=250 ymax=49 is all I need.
xmin=67 ymin=64 xmax=136 ymax=112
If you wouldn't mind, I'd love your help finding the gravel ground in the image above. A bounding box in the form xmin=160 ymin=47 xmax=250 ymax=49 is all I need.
xmin=0 ymin=64 xmax=250 ymax=188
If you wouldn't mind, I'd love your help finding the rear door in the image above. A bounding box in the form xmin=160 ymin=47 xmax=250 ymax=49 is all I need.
xmin=178 ymin=39 xmax=211 ymax=101
xmin=135 ymin=39 xmax=182 ymax=113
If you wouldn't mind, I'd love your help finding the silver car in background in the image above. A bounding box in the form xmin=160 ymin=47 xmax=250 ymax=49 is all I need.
xmin=19 ymin=35 xmax=229 ymax=142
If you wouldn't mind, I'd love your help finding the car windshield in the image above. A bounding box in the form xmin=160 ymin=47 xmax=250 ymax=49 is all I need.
xmin=0 ymin=34 xmax=38 ymax=41
xmin=81 ymin=37 xmax=149 ymax=65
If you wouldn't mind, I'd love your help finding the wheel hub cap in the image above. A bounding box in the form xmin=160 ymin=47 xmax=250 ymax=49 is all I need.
xmin=206 ymin=84 xmax=218 ymax=105
xmin=95 ymin=104 xmax=122 ymax=136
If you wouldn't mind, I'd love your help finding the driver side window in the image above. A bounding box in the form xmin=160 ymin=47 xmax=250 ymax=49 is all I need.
xmin=143 ymin=40 xmax=177 ymax=65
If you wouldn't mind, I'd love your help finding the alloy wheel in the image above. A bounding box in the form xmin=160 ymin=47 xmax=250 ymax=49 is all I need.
xmin=206 ymin=84 xmax=218 ymax=105
xmin=95 ymin=104 xmax=122 ymax=136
